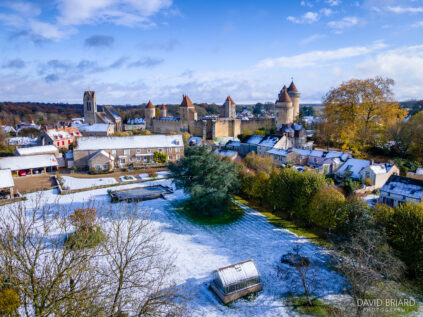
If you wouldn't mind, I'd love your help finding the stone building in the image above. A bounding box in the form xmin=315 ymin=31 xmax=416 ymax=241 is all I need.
xmin=83 ymin=91 xmax=122 ymax=132
xmin=73 ymin=135 xmax=184 ymax=169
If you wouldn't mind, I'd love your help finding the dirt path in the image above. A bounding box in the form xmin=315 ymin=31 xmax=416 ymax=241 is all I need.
xmin=14 ymin=174 xmax=57 ymax=194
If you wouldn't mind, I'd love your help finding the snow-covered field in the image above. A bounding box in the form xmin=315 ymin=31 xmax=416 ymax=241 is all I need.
xmin=10 ymin=180 xmax=346 ymax=316
xmin=61 ymin=176 xmax=118 ymax=190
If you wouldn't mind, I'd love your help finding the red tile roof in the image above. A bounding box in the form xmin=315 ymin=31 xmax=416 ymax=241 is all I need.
xmin=146 ymin=101 xmax=155 ymax=109
xmin=180 ymin=94 xmax=194 ymax=107
xmin=287 ymin=81 xmax=298 ymax=93
xmin=278 ymin=88 xmax=292 ymax=103
xmin=226 ymin=96 xmax=235 ymax=104
xmin=160 ymin=104 xmax=167 ymax=110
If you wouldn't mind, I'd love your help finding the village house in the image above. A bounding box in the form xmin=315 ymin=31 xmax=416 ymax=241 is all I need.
xmin=0 ymin=169 xmax=15 ymax=200
xmin=335 ymin=158 xmax=371 ymax=181
xmin=15 ymin=145 xmax=60 ymax=158
xmin=359 ymin=163 xmax=400 ymax=188
xmin=214 ymin=149 xmax=239 ymax=161
xmin=0 ymin=155 xmax=58 ymax=176
xmin=73 ymin=123 xmax=114 ymax=137
xmin=38 ymin=127 xmax=81 ymax=150
xmin=266 ymin=148 xmax=300 ymax=166
xmin=379 ymin=175 xmax=423 ymax=207
xmin=73 ymin=134 xmax=184 ymax=170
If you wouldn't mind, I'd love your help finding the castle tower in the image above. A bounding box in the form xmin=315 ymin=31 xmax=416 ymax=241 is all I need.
xmin=287 ymin=81 xmax=300 ymax=120
xmin=180 ymin=95 xmax=197 ymax=122
xmin=275 ymin=86 xmax=294 ymax=127
xmin=145 ymin=101 xmax=156 ymax=129
xmin=223 ymin=96 xmax=236 ymax=118
xmin=83 ymin=91 xmax=97 ymax=124
xmin=160 ymin=104 xmax=167 ymax=117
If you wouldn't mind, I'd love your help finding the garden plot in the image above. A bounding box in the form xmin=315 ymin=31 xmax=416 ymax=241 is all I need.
xmin=13 ymin=180 xmax=346 ymax=316
xmin=119 ymin=175 xmax=137 ymax=182
xmin=61 ymin=176 xmax=117 ymax=190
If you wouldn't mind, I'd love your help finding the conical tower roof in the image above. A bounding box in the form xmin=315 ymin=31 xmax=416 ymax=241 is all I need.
xmin=160 ymin=104 xmax=167 ymax=110
xmin=287 ymin=81 xmax=298 ymax=93
xmin=180 ymin=94 xmax=194 ymax=107
xmin=146 ymin=100 xmax=155 ymax=109
xmin=278 ymin=88 xmax=292 ymax=103
xmin=226 ymin=96 xmax=235 ymax=104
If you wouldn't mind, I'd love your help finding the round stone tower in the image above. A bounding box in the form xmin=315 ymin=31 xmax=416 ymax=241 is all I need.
xmin=287 ymin=81 xmax=300 ymax=120
xmin=160 ymin=104 xmax=167 ymax=118
xmin=223 ymin=96 xmax=236 ymax=119
xmin=275 ymin=86 xmax=293 ymax=126
xmin=145 ymin=100 xmax=156 ymax=121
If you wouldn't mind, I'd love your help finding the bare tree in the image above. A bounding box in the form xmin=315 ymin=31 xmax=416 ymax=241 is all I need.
xmin=279 ymin=244 xmax=318 ymax=306
xmin=333 ymin=228 xmax=404 ymax=317
xmin=0 ymin=198 xmax=102 ymax=317
xmin=98 ymin=205 xmax=189 ymax=316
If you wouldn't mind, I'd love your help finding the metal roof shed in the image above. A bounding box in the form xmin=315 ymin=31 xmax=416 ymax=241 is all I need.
xmin=211 ymin=259 xmax=262 ymax=304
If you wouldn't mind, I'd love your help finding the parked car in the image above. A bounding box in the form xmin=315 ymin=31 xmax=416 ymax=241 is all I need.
xmin=19 ymin=170 xmax=27 ymax=176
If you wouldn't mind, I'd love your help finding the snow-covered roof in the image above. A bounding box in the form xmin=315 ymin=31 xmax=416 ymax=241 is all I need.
xmin=0 ymin=155 xmax=58 ymax=171
xmin=309 ymin=150 xmax=324 ymax=157
xmin=1 ymin=125 xmax=15 ymax=133
xmin=292 ymin=148 xmax=311 ymax=156
xmin=416 ymin=168 xmax=423 ymax=175
xmin=15 ymin=145 xmax=58 ymax=156
xmin=76 ymin=135 xmax=183 ymax=151
xmin=89 ymin=150 xmax=115 ymax=161
xmin=214 ymin=149 xmax=237 ymax=158
xmin=7 ymin=137 xmax=37 ymax=146
xmin=47 ymin=129 xmax=72 ymax=139
xmin=188 ymin=137 xmax=203 ymax=145
xmin=293 ymin=124 xmax=303 ymax=131
xmin=74 ymin=123 xmax=111 ymax=133
xmin=266 ymin=148 xmax=291 ymax=156
xmin=65 ymin=152 xmax=74 ymax=160
xmin=214 ymin=260 xmax=260 ymax=288
xmin=369 ymin=164 xmax=387 ymax=174
xmin=246 ymin=135 xmax=264 ymax=145
xmin=226 ymin=140 xmax=241 ymax=147
xmin=336 ymin=158 xmax=371 ymax=179
xmin=258 ymin=135 xmax=280 ymax=148
xmin=381 ymin=176 xmax=423 ymax=199
xmin=0 ymin=169 xmax=14 ymax=188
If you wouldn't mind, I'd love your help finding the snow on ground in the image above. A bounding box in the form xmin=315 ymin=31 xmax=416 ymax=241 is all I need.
xmin=363 ymin=194 xmax=379 ymax=206
xmin=61 ymin=176 xmax=118 ymax=190
xmin=119 ymin=175 xmax=137 ymax=182
xmin=10 ymin=180 xmax=346 ymax=316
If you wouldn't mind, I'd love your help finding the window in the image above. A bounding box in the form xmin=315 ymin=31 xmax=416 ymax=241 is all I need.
xmin=57 ymin=142 xmax=60 ymax=146
xmin=175 ymin=148 xmax=180 ymax=153
xmin=120 ymin=157 xmax=126 ymax=164
xmin=159 ymin=148 xmax=163 ymax=152
xmin=147 ymin=148 xmax=151 ymax=153
xmin=95 ymin=165 xmax=101 ymax=170
xmin=136 ymin=149 xmax=141 ymax=153
xmin=103 ymin=164 xmax=108 ymax=170
xmin=111 ymin=150 xmax=116 ymax=155
xmin=124 ymin=149 xmax=130 ymax=155
xmin=176 ymin=155 xmax=180 ymax=160
xmin=62 ymin=141 xmax=65 ymax=146
xmin=68 ymin=140 xmax=71 ymax=144
xmin=137 ymin=156 xmax=141 ymax=162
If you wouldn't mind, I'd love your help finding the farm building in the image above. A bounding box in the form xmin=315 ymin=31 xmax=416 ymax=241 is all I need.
xmin=210 ymin=259 xmax=262 ymax=304
xmin=15 ymin=145 xmax=60 ymax=158
xmin=0 ymin=155 xmax=58 ymax=176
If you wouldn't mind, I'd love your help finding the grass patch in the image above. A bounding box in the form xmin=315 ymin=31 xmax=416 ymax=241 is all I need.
xmin=286 ymin=296 xmax=343 ymax=317
xmin=173 ymin=199 xmax=244 ymax=225
xmin=65 ymin=226 xmax=104 ymax=249
xmin=234 ymin=196 xmax=329 ymax=247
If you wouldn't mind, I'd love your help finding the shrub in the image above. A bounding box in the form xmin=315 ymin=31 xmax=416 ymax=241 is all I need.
xmin=342 ymin=178 xmax=356 ymax=196
xmin=0 ymin=288 xmax=20 ymax=314
xmin=153 ymin=152 xmax=167 ymax=164
xmin=149 ymin=172 xmax=158 ymax=178
xmin=70 ymin=208 xmax=97 ymax=232
xmin=65 ymin=226 xmax=104 ymax=249
xmin=386 ymin=203 xmax=423 ymax=278
xmin=308 ymin=186 xmax=345 ymax=231
xmin=363 ymin=177 xmax=373 ymax=186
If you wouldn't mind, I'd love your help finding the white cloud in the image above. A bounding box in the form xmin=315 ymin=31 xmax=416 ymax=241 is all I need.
xmin=411 ymin=21 xmax=423 ymax=27
xmin=326 ymin=0 xmax=341 ymax=6
xmin=328 ymin=16 xmax=359 ymax=31
xmin=57 ymin=0 xmax=173 ymax=26
xmin=287 ymin=11 xmax=319 ymax=24
xmin=300 ymin=33 xmax=327 ymax=45
xmin=386 ymin=6 xmax=423 ymax=13
xmin=256 ymin=41 xmax=387 ymax=69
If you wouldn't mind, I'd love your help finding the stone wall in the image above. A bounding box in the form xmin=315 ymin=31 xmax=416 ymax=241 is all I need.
xmin=240 ymin=119 xmax=275 ymax=134
xmin=152 ymin=118 xmax=182 ymax=134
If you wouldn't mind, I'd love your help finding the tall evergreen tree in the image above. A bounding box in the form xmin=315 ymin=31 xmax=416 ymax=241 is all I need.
xmin=169 ymin=146 xmax=239 ymax=216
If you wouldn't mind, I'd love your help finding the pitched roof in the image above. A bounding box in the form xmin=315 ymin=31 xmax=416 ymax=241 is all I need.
xmin=146 ymin=101 xmax=155 ymax=109
xmin=88 ymin=150 xmax=115 ymax=162
xmin=381 ymin=175 xmax=423 ymax=199
xmin=160 ymin=104 xmax=167 ymax=110
xmin=75 ymin=135 xmax=184 ymax=151
xmin=287 ymin=81 xmax=298 ymax=93
xmin=0 ymin=155 xmax=58 ymax=171
xmin=226 ymin=96 xmax=235 ymax=104
xmin=278 ymin=88 xmax=292 ymax=103
xmin=214 ymin=259 xmax=260 ymax=288
xmin=336 ymin=158 xmax=371 ymax=179
xmin=180 ymin=94 xmax=194 ymax=107
xmin=16 ymin=145 xmax=58 ymax=156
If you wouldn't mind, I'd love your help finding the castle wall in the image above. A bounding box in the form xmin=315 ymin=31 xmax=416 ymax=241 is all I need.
xmin=152 ymin=119 xmax=182 ymax=134
xmin=189 ymin=120 xmax=205 ymax=137
xmin=240 ymin=119 xmax=275 ymax=134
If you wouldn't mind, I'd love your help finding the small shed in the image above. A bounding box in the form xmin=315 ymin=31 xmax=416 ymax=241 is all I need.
xmin=210 ymin=259 xmax=262 ymax=304
xmin=0 ymin=169 xmax=15 ymax=199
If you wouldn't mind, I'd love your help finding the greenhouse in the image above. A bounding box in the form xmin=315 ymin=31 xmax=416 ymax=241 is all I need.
xmin=210 ymin=259 xmax=262 ymax=304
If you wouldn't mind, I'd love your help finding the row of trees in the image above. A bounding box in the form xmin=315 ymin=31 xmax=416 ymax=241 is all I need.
xmin=239 ymin=154 xmax=423 ymax=279
xmin=0 ymin=200 xmax=188 ymax=316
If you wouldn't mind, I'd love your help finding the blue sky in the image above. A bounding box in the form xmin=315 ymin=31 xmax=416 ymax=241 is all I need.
xmin=1 ymin=0 xmax=423 ymax=104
